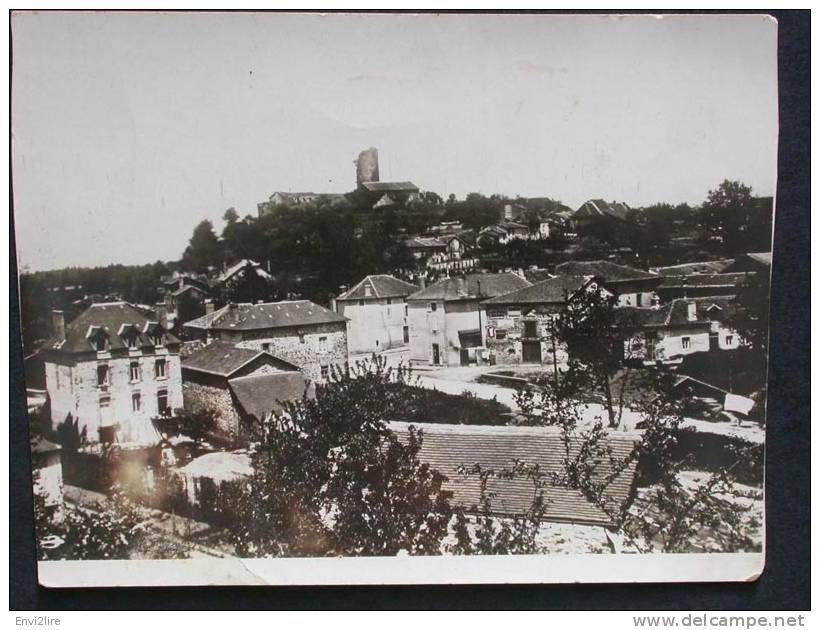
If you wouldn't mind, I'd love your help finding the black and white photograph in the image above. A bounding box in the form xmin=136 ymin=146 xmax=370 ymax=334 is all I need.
xmin=11 ymin=11 xmax=778 ymax=587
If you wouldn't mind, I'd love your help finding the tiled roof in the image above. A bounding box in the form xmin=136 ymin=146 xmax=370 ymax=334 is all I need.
xmin=44 ymin=302 xmax=180 ymax=354
xmin=407 ymin=273 xmax=531 ymax=302
xmin=482 ymin=275 xmax=591 ymax=306
xmin=652 ymin=259 xmax=735 ymax=275
xmin=337 ymin=275 xmax=419 ymax=301
xmin=574 ymin=199 xmax=631 ymax=222
xmin=390 ymin=422 xmax=639 ymax=526
xmin=523 ymin=268 xmax=553 ymax=284
xmin=360 ymin=181 xmax=419 ymax=193
xmin=658 ymin=273 xmax=748 ymax=290
xmin=618 ymin=298 xmax=725 ymax=329
xmin=229 ymin=372 xmax=312 ymax=419
xmin=184 ymin=300 xmax=347 ymax=331
xmin=554 ymin=260 xmax=657 ymax=283
xmin=181 ymin=340 xmax=297 ymax=377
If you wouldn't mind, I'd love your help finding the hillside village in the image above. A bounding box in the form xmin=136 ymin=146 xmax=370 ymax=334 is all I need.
xmin=24 ymin=146 xmax=771 ymax=559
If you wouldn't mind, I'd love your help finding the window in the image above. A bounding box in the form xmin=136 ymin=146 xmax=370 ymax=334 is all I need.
xmin=364 ymin=286 xmax=372 ymax=297
xmin=429 ymin=302 xmax=437 ymax=312
xmin=130 ymin=361 xmax=141 ymax=382
xmin=261 ymin=342 xmax=270 ymax=352
xmin=298 ymin=332 xmax=306 ymax=344
xmin=523 ymin=321 xmax=538 ymax=338
xmin=99 ymin=395 xmax=111 ymax=408
xmin=97 ymin=364 xmax=110 ymax=387
xmin=131 ymin=392 xmax=142 ymax=412
xmin=726 ymin=335 xmax=734 ymax=346
xmin=404 ymin=304 xmax=409 ymax=317
xmin=152 ymin=333 xmax=164 ymax=347
xmin=358 ymin=299 xmax=365 ymax=306
xmin=319 ymin=336 xmax=327 ymax=352
xmin=403 ymin=326 xmax=409 ymax=343
xmin=125 ymin=333 xmax=139 ymax=350
xmin=508 ymin=308 xmax=522 ymax=318
xmin=157 ymin=390 xmax=169 ymax=416
xmin=488 ymin=308 xmax=507 ymax=319
xmin=681 ymin=337 xmax=691 ymax=350
xmin=496 ymin=330 xmax=507 ymax=340
xmin=636 ymin=293 xmax=643 ymax=307
xmin=320 ymin=365 xmax=329 ymax=379
xmin=155 ymin=358 xmax=166 ymax=379
xmin=375 ymin=339 xmax=380 ymax=348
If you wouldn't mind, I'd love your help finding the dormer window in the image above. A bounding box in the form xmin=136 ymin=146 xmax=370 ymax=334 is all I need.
xmin=119 ymin=324 xmax=141 ymax=350
xmin=144 ymin=322 xmax=166 ymax=347
xmin=87 ymin=327 xmax=110 ymax=352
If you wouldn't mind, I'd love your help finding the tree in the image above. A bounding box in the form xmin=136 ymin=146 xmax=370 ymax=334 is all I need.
xmin=224 ymin=358 xmax=454 ymax=557
xmin=553 ymin=286 xmax=640 ymax=427
xmin=699 ymin=180 xmax=771 ymax=254
xmin=726 ymin=271 xmax=771 ymax=357
xmin=182 ymin=220 xmax=222 ymax=272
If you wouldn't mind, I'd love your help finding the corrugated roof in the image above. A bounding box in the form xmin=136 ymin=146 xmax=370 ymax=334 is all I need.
xmin=337 ymin=275 xmax=419 ymax=301
xmin=652 ymin=259 xmax=735 ymax=275
xmin=554 ymin=260 xmax=657 ymax=283
xmin=658 ymin=273 xmax=748 ymax=289
xmin=184 ymin=300 xmax=347 ymax=331
xmin=407 ymin=273 xmax=531 ymax=302
xmin=181 ymin=340 xmax=298 ymax=377
xmin=44 ymin=302 xmax=180 ymax=354
xmin=229 ymin=372 xmax=312 ymax=419
xmin=482 ymin=275 xmax=590 ymax=306
xmin=390 ymin=422 xmax=639 ymax=526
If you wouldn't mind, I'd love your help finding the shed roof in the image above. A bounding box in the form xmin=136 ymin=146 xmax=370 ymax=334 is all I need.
xmin=181 ymin=340 xmax=298 ymax=377
xmin=229 ymin=372 xmax=312 ymax=419
xmin=407 ymin=273 xmax=531 ymax=302
xmin=184 ymin=300 xmax=347 ymax=331
xmin=554 ymin=260 xmax=657 ymax=283
xmin=390 ymin=421 xmax=639 ymax=526
xmin=337 ymin=275 xmax=419 ymax=301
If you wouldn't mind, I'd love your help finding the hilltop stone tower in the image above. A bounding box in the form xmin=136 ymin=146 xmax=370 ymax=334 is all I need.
xmin=355 ymin=147 xmax=380 ymax=186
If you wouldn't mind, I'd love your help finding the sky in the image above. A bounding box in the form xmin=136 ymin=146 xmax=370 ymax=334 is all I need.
xmin=11 ymin=12 xmax=778 ymax=271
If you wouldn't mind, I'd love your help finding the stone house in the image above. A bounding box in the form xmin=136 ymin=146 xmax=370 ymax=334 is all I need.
xmin=618 ymin=297 xmax=741 ymax=364
xmin=333 ymin=274 xmax=418 ymax=354
xmin=554 ymin=260 xmax=663 ymax=308
xmin=183 ymin=300 xmax=349 ymax=382
xmin=181 ymin=340 xmax=310 ymax=443
xmin=476 ymin=221 xmax=530 ymax=246
xmin=41 ymin=302 xmax=183 ymax=445
xmin=406 ymin=273 xmax=531 ymax=367
xmin=481 ymin=275 xmax=591 ymax=366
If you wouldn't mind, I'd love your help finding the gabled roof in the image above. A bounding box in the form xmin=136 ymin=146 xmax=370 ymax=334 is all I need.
xmin=360 ymin=181 xmax=419 ymax=193
xmin=554 ymin=260 xmax=657 ymax=283
xmin=181 ymin=340 xmax=298 ymax=377
xmin=229 ymin=372 xmax=312 ymax=419
xmin=651 ymin=259 xmax=735 ymax=276
xmin=618 ymin=298 xmax=724 ymax=329
xmin=390 ymin=421 xmax=639 ymax=526
xmin=404 ymin=236 xmax=448 ymax=249
xmin=407 ymin=273 xmax=531 ymax=302
xmin=184 ymin=300 xmax=347 ymax=331
xmin=574 ymin=199 xmax=631 ymax=222
xmin=482 ymin=275 xmax=591 ymax=306
xmin=337 ymin=275 xmax=419 ymax=301
xmin=172 ymin=284 xmax=209 ymax=298
xmin=219 ymin=259 xmax=272 ymax=284
xmin=44 ymin=302 xmax=179 ymax=354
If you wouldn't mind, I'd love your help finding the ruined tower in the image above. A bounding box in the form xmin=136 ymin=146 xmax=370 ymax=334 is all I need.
xmin=355 ymin=147 xmax=380 ymax=186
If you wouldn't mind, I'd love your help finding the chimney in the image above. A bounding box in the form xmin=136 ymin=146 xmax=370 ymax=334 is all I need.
xmin=155 ymin=303 xmax=168 ymax=328
xmin=205 ymin=299 xmax=215 ymax=315
xmin=52 ymin=310 xmax=65 ymax=341
xmin=503 ymin=204 xmax=513 ymax=221
xmin=687 ymin=301 xmax=697 ymax=321
xmin=419 ymin=276 xmax=427 ymax=289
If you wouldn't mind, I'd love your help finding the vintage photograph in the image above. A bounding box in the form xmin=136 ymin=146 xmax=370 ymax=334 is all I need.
xmin=12 ymin=12 xmax=776 ymax=585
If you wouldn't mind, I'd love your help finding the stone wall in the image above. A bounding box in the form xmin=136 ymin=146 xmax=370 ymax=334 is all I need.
xmin=182 ymin=376 xmax=240 ymax=440
xmin=226 ymin=321 xmax=348 ymax=383
xmin=484 ymin=309 xmax=567 ymax=366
